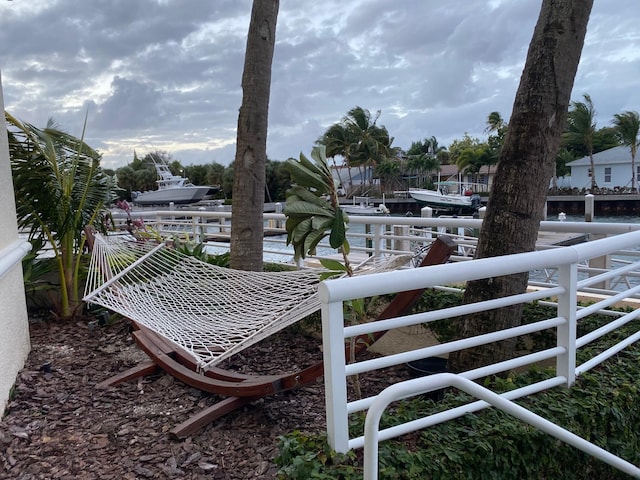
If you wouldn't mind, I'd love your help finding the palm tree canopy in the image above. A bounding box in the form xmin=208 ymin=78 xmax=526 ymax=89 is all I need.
xmin=612 ymin=110 xmax=640 ymax=155
xmin=565 ymin=93 xmax=596 ymax=151
xmin=7 ymin=111 xmax=116 ymax=245
xmin=320 ymin=106 xmax=393 ymax=168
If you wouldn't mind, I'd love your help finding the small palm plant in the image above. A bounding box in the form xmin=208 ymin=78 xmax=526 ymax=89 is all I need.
xmin=283 ymin=145 xmax=352 ymax=277
xmin=7 ymin=111 xmax=117 ymax=318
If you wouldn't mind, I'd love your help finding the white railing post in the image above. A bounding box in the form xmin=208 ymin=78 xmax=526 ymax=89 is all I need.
xmin=372 ymin=224 xmax=384 ymax=257
xmin=585 ymin=194 xmax=595 ymax=222
xmin=556 ymin=262 xmax=577 ymax=387
xmin=321 ymin=296 xmax=350 ymax=453
xmin=196 ymin=206 xmax=206 ymax=242
xmin=393 ymin=225 xmax=410 ymax=252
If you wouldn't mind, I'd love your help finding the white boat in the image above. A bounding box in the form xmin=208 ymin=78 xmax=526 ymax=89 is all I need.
xmin=132 ymin=159 xmax=214 ymax=205
xmin=341 ymin=196 xmax=390 ymax=215
xmin=409 ymin=183 xmax=481 ymax=214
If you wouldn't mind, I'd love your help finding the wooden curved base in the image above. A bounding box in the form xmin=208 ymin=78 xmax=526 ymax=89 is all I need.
xmin=96 ymin=236 xmax=457 ymax=437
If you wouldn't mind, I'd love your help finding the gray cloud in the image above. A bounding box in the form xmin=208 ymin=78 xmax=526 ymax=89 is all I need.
xmin=1 ymin=0 xmax=639 ymax=170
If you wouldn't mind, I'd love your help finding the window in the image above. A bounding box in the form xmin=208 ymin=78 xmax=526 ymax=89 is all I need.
xmin=604 ymin=167 xmax=612 ymax=183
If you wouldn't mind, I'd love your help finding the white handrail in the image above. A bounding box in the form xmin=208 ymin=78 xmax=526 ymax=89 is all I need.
xmin=363 ymin=374 xmax=640 ymax=480
xmin=0 ymin=240 xmax=32 ymax=281
xmin=319 ymin=230 xmax=640 ymax=477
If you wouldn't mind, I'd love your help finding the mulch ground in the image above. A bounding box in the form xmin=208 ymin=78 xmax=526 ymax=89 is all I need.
xmin=0 ymin=317 xmax=410 ymax=479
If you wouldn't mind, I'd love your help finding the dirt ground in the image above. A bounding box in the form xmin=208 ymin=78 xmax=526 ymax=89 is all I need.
xmin=0 ymin=317 xmax=412 ymax=479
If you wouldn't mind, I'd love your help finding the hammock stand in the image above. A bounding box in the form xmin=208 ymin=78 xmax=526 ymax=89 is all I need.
xmin=83 ymin=231 xmax=456 ymax=437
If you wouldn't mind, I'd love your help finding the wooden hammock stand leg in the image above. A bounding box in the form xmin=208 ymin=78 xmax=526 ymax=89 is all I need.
xmin=96 ymin=236 xmax=457 ymax=438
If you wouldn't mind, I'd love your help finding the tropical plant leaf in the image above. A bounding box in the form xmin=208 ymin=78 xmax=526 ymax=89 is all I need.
xmin=287 ymin=185 xmax=331 ymax=206
xmin=319 ymin=258 xmax=348 ymax=271
xmin=283 ymin=201 xmax=333 ymax=218
xmin=329 ymin=209 xmax=347 ymax=249
xmin=309 ymin=145 xmax=332 ymax=178
xmin=303 ymin=227 xmax=327 ymax=257
xmin=285 ymin=157 xmax=329 ymax=193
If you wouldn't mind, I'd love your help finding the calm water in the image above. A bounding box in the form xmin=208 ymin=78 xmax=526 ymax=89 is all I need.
xmin=546 ymin=213 xmax=639 ymax=224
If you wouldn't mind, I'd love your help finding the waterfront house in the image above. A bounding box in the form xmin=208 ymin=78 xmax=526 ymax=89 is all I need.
xmin=567 ymin=146 xmax=637 ymax=190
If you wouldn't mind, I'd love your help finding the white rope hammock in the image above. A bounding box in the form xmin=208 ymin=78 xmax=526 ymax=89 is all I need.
xmin=83 ymin=234 xmax=323 ymax=370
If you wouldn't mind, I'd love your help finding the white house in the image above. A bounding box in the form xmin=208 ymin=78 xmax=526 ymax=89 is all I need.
xmin=0 ymin=72 xmax=31 ymax=416
xmin=567 ymin=146 xmax=638 ymax=190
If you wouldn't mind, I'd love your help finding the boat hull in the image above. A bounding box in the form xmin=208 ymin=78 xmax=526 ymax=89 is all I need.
xmin=409 ymin=189 xmax=479 ymax=213
xmin=133 ymin=186 xmax=212 ymax=205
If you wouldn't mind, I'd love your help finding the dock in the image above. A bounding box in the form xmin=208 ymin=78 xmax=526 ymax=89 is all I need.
xmin=536 ymin=231 xmax=588 ymax=247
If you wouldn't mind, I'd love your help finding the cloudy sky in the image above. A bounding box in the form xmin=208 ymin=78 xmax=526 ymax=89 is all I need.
xmin=1 ymin=1 xmax=639 ymax=170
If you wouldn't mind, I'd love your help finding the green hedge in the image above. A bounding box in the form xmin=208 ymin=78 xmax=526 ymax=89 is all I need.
xmin=275 ymin=293 xmax=640 ymax=479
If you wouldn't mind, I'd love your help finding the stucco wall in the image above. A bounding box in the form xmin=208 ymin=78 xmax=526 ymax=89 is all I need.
xmin=0 ymin=71 xmax=31 ymax=416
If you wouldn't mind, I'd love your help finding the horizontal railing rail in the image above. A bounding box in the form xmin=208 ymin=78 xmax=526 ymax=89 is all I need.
xmin=0 ymin=240 xmax=32 ymax=281
xmin=108 ymin=210 xmax=640 ymax=291
xmin=318 ymin=230 xmax=640 ymax=478
xmin=363 ymin=374 xmax=640 ymax=480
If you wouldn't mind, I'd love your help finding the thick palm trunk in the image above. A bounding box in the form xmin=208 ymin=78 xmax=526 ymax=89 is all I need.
xmin=230 ymin=0 xmax=279 ymax=271
xmin=449 ymin=0 xmax=593 ymax=372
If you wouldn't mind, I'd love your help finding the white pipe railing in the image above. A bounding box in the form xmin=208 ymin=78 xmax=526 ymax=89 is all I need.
xmin=363 ymin=374 xmax=640 ymax=480
xmin=318 ymin=230 xmax=640 ymax=477
xmin=86 ymin=205 xmax=640 ymax=273
xmin=0 ymin=240 xmax=32 ymax=281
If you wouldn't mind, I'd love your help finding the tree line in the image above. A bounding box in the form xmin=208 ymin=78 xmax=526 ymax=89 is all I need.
xmin=109 ymin=97 xmax=639 ymax=204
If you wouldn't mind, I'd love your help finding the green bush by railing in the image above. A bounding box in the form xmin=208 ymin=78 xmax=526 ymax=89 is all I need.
xmin=275 ymin=294 xmax=640 ymax=479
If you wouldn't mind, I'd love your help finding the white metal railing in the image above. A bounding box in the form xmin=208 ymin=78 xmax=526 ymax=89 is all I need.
xmin=318 ymin=230 xmax=640 ymax=479
xmin=109 ymin=210 xmax=640 ymax=290
xmin=363 ymin=374 xmax=640 ymax=479
xmin=0 ymin=240 xmax=32 ymax=281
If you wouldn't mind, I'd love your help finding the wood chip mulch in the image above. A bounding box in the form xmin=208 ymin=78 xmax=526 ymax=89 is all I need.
xmin=0 ymin=318 xmax=410 ymax=479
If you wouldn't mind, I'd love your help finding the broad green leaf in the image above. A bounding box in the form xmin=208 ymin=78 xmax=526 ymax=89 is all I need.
xmin=284 ymin=201 xmax=333 ymax=217
xmin=319 ymin=258 xmax=348 ymax=271
xmin=309 ymin=145 xmax=332 ymax=178
xmin=303 ymin=228 xmax=327 ymax=256
xmin=288 ymin=185 xmax=331 ymax=207
xmin=329 ymin=209 xmax=347 ymax=249
xmin=285 ymin=158 xmax=328 ymax=192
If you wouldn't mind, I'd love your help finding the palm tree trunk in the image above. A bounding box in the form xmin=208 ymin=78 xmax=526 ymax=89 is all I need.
xmin=230 ymin=0 xmax=279 ymax=271
xmin=449 ymin=0 xmax=593 ymax=372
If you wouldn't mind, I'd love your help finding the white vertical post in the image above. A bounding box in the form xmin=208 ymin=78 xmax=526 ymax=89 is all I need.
xmin=275 ymin=202 xmax=283 ymax=228
xmin=393 ymin=225 xmax=409 ymax=252
xmin=420 ymin=206 xmax=433 ymax=240
xmin=372 ymin=224 xmax=383 ymax=257
xmin=321 ymin=297 xmax=350 ymax=453
xmin=584 ymin=194 xmax=594 ymax=222
xmin=556 ymin=263 xmax=577 ymax=386
xmin=197 ymin=206 xmax=206 ymax=242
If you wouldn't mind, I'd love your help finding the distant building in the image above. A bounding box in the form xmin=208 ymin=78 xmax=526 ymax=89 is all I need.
xmin=567 ymin=146 xmax=637 ymax=190
xmin=331 ymin=163 xmax=496 ymax=196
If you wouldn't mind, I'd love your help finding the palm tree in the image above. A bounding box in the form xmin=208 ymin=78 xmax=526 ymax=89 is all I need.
xmin=565 ymin=93 xmax=597 ymax=189
xmin=320 ymin=123 xmax=356 ymax=194
xmin=320 ymin=106 xmax=393 ymax=195
xmin=612 ymin=110 xmax=640 ymax=191
xmin=407 ymin=153 xmax=440 ymax=188
xmin=455 ymin=146 xmax=487 ymax=186
xmin=485 ymin=111 xmax=506 ymax=134
xmin=7 ymin=112 xmax=117 ymax=318
xmin=341 ymin=106 xmax=392 ymax=188
xmin=230 ymin=0 xmax=279 ymax=271
xmin=375 ymin=158 xmax=401 ymax=194
xmin=485 ymin=112 xmax=507 ymax=180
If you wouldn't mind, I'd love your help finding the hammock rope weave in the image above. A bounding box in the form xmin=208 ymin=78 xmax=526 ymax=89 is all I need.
xmin=83 ymin=234 xmax=323 ymax=370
